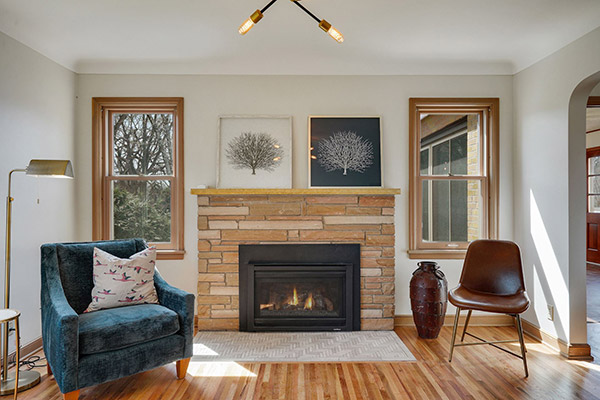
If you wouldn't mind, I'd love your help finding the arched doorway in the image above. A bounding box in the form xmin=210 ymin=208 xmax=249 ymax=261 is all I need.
xmin=568 ymin=72 xmax=600 ymax=359
xmin=582 ymin=84 xmax=600 ymax=359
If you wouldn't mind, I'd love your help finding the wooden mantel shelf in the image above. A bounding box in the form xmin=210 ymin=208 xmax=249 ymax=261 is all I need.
xmin=190 ymin=188 xmax=401 ymax=196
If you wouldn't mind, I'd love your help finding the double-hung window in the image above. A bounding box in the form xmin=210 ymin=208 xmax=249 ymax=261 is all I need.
xmin=409 ymin=98 xmax=499 ymax=259
xmin=92 ymin=98 xmax=184 ymax=259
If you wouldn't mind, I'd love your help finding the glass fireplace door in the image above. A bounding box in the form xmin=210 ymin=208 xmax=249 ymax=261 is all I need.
xmin=249 ymin=265 xmax=352 ymax=331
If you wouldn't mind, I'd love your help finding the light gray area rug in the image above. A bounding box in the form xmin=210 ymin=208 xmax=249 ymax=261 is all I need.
xmin=192 ymin=331 xmax=416 ymax=362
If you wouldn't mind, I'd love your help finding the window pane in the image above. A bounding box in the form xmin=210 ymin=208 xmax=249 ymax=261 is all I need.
xmin=113 ymin=180 xmax=171 ymax=242
xmin=420 ymin=149 xmax=429 ymax=176
xmin=590 ymin=156 xmax=600 ymax=175
xmin=431 ymin=180 xmax=449 ymax=241
xmin=432 ymin=142 xmax=449 ymax=175
xmin=422 ymin=181 xmax=429 ymax=240
xmin=113 ymin=113 xmax=174 ymax=176
xmin=590 ymin=195 xmax=600 ymax=213
xmin=590 ymin=176 xmax=600 ymax=195
xmin=422 ymin=179 xmax=482 ymax=243
xmin=419 ymin=114 xmax=480 ymax=176
xmin=450 ymin=133 xmax=467 ymax=175
xmin=450 ymin=180 xmax=467 ymax=241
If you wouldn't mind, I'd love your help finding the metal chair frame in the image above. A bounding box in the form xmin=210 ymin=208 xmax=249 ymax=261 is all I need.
xmin=448 ymin=308 xmax=528 ymax=377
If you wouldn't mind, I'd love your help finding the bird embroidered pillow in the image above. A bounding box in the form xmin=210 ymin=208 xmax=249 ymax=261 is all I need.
xmin=85 ymin=246 xmax=159 ymax=313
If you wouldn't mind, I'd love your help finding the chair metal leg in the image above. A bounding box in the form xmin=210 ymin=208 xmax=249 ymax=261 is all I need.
xmin=461 ymin=310 xmax=472 ymax=342
xmin=448 ymin=307 xmax=461 ymax=362
xmin=515 ymin=315 xmax=529 ymax=378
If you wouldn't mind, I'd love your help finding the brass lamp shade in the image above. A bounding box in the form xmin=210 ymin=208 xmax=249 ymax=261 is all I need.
xmin=25 ymin=159 xmax=73 ymax=178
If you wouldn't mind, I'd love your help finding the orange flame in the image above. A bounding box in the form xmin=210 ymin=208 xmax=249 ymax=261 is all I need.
xmin=304 ymin=293 xmax=313 ymax=310
xmin=289 ymin=287 xmax=299 ymax=306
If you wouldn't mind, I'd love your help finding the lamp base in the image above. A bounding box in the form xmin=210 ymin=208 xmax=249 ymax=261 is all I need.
xmin=0 ymin=370 xmax=41 ymax=395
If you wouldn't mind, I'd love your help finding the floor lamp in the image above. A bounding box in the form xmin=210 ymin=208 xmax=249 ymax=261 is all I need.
xmin=2 ymin=159 xmax=74 ymax=395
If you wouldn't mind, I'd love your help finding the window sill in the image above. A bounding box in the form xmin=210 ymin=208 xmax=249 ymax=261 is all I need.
xmin=157 ymin=250 xmax=186 ymax=260
xmin=407 ymin=249 xmax=466 ymax=260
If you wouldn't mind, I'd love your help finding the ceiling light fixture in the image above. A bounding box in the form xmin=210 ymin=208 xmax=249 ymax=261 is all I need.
xmin=238 ymin=0 xmax=344 ymax=43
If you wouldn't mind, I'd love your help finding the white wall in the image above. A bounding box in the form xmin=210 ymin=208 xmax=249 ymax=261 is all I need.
xmin=75 ymin=74 xmax=514 ymax=315
xmin=513 ymin=27 xmax=600 ymax=345
xmin=0 ymin=31 xmax=77 ymax=346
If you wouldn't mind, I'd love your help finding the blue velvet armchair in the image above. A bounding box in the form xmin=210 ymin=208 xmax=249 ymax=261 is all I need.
xmin=41 ymin=239 xmax=194 ymax=400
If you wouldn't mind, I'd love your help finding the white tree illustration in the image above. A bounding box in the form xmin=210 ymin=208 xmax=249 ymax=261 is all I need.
xmin=317 ymin=131 xmax=374 ymax=175
xmin=226 ymin=132 xmax=284 ymax=175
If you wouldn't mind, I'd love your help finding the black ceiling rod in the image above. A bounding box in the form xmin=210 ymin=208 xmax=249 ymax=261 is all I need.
xmin=261 ymin=0 xmax=279 ymax=13
xmin=291 ymin=0 xmax=321 ymax=23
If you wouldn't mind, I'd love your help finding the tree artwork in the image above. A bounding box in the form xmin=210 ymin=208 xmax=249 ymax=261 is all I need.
xmin=317 ymin=131 xmax=374 ymax=175
xmin=225 ymin=132 xmax=284 ymax=175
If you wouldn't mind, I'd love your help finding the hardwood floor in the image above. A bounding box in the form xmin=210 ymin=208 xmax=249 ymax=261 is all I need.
xmin=15 ymin=326 xmax=600 ymax=399
xmin=588 ymin=263 xmax=600 ymax=361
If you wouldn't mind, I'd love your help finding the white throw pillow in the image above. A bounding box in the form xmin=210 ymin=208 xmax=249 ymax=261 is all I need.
xmin=84 ymin=246 xmax=159 ymax=313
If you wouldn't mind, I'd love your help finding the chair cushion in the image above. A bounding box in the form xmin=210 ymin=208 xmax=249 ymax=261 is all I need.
xmin=78 ymin=304 xmax=180 ymax=355
xmin=449 ymin=284 xmax=530 ymax=314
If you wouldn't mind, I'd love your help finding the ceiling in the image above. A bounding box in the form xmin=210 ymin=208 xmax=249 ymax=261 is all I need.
xmin=1 ymin=0 xmax=600 ymax=75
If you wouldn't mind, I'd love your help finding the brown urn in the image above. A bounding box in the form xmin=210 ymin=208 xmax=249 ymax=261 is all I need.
xmin=409 ymin=261 xmax=448 ymax=339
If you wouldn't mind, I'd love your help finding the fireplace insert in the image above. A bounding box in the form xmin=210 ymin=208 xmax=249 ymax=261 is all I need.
xmin=239 ymin=244 xmax=360 ymax=332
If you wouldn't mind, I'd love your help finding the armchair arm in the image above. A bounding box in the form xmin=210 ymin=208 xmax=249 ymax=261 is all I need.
xmin=41 ymin=245 xmax=79 ymax=394
xmin=154 ymin=271 xmax=195 ymax=358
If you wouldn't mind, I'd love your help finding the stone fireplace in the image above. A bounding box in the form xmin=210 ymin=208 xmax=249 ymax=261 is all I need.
xmin=191 ymin=188 xmax=400 ymax=331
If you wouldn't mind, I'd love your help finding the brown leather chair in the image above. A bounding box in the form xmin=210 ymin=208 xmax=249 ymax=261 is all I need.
xmin=448 ymin=240 xmax=530 ymax=377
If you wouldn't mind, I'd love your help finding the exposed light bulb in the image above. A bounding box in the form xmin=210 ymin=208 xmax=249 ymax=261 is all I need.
xmin=239 ymin=18 xmax=255 ymax=35
xmin=239 ymin=10 xmax=263 ymax=35
xmin=327 ymin=26 xmax=344 ymax=43
xmin=319 ymin=19 xmax=343 ymax=44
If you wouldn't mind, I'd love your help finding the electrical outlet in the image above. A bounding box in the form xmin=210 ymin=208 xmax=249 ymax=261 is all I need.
xmin=547 ymin=304 xmax=555 ymax=321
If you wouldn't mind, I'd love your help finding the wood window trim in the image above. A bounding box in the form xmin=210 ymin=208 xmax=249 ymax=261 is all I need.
xmin=408 ymin=98 xmax=499 ymax=259
xmin=92 ymin=97 xmax=185 ymax=260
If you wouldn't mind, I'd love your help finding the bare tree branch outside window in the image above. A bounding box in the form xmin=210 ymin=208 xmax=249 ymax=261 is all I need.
xmin=113 ymin=113 xmax=173 ymax=176
xmin=112 ymin=113 xmax=173 ymax=242
xmin=317 ymin=131 xmax=374 ymax=175
xmin=225 ymin=132 xmax=284 ymax=175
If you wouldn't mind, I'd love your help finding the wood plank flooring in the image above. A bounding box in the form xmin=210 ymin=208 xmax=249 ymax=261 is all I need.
xmin=14 ymin=326 xmax=600 ymax=399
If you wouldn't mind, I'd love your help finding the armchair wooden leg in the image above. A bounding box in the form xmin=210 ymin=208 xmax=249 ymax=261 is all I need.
xmin=515 ymin=315 xmax=529 ymax=378
xmin=46 ymin=364 xmax=53 ymax=376
xmin=461 ymin=310 xmax=472 ymax=342
xmin=176 ymin=358 xmax=191 ymax=379
xmin=63 ymin=390 xmax=79 ymax=400
xmin=448 ymin=307 xmax=461 ymax=362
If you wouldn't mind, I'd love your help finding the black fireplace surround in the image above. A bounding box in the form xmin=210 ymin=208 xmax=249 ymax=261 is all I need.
xmin=239 ymin=244 xmax=360 ymax=332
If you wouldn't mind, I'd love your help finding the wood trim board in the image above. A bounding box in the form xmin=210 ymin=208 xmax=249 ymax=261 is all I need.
xmin=0 ymin=337 xmax=43 ymax=366
xmin=191 ymin=188 xmax=401 ymax=195
xmin=520 ymin=319 xmax=593 ymax=360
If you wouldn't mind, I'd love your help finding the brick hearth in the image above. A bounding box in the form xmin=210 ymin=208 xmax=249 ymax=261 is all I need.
xmin=192 ymin=188 xmax=400 ymax=331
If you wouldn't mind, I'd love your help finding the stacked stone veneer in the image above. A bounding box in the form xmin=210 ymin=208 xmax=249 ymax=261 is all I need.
xmin=195 ymin=194 xmax=396 ymax=331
